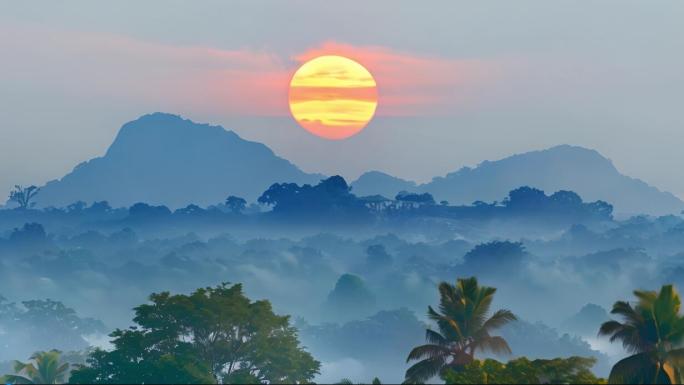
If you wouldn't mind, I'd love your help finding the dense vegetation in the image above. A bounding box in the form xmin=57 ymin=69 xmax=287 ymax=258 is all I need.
xmin=68 ymin=283 xmax=319 ymax=384
xmin=2 ymin=178 xmax=684 ymax=383
xmin=6 ymin=281 xmax=684 ymax=383
xmin=405 ymin=277 xmax=516 ymax=383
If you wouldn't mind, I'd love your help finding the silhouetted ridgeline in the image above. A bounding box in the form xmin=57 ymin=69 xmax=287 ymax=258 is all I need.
xmin=352 ymin=145 xmax=684 ymax=216
xmin=0 ymin=175 xmax=614 ymax=232
xmin=34 ymin=113 xmax=323 ymax=208
xmin=8 ymin=113 xmax=681 ymax=215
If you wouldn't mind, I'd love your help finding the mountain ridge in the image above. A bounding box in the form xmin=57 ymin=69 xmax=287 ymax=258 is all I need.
xmin=31 ymin=113 xmax=683 ymax=215
xmin=351 ymin=144 xmax=683 ymax=216
xmin=36 ymin=113 xmax=324 ymax=208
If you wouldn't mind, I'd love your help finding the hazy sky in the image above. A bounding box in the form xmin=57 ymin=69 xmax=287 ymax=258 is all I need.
xmin=1 ymin=1 xmax=683 ymax=199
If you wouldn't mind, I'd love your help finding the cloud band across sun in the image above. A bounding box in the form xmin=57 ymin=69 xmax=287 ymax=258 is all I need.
xmin=288 ymin=55 xmax=378 ymax=140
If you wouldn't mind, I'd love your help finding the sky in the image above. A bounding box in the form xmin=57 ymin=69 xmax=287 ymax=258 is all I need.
xmin=1 ymin=1 xmax=683 ymax=199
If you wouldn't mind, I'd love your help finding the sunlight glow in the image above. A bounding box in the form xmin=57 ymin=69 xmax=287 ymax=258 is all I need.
xmin=289 ymin=55 xmax=378 ymax=140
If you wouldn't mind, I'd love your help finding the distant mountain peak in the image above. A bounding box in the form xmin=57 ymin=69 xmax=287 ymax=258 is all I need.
xmin=106 ymin=112 xmax=243 ymax=158
xmin=351 ymin=170 xmax=417 ymax=198
xmin=35 ymin=113 xmax=323 ymax=208
xmin=356 ymin=144 xmax=683 ymax=216
xmin=443 ymin=145 xmax=617 ymax=181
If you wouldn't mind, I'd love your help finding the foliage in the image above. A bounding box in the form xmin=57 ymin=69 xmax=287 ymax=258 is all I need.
xmin=8 ymin=222 xmax=48 ymax=245
xmin=0 ymin=350 xmax=70 ymax=384
xmin=225 ymin=196 xmax=247 ymax=213
xmin=68 ymin=282 xmax=320 ymax=384
xmin=404 ymin=277 xmax=517 ymax=384
xmin=325 ymin=274 xmax=376 ymax=321
xmin=496 ymin=319 xmax=611 ymax=375
xmin=503 ymin=186 xmax=613 ymax=220
xmin=128 ymin=202 xmax=172 ymax=219
xmin=442 ymin=356 xmax=604 ymax=384
xmin=0 ymin=297 xmax=105 ymax=359
xmin=395 ymin=191 xmax=435 ymax=205
xmin=298 ymin=307 xmax=425 ymax=364
xmin=258 ymin=176 xmax=370 ymax=221
xmin=599 ymin=284 xmax=684 ymax=384
xmin=8 ymin=185 xmax=40 ymax=209
xmin=462 ymin=241 xmax=527 ymax=272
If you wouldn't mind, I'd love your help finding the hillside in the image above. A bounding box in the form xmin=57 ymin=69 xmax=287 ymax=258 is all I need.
xmin=36 ymin=113 xmax=324 ymax=208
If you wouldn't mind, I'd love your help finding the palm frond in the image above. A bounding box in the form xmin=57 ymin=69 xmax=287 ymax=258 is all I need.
xmin=406 ymin=344 xmax=449 ymax=363
xmin=633 ymin=289 xmax=658 ymax=306
xmin=472 ymin=335 xmax=512 ymax=356
xmin=428 ymin=306 xmax=464 ymax=341
xmin=610 ymin=301 xmax=643 ymax=324
xmin=404 ymin=356 xmax=447 ymax=384
xmin=424 ymin=329 xmax=448 ymax=346
xmin=480 ymin=309 xmax=517 ymax=334
xmin=598 ymin=320 xmax=623 ymax=337
xmin=607 ymin=351 xmax=656 ymax=384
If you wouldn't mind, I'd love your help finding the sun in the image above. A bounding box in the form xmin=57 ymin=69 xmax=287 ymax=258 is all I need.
xmin=288 ymin=55 xmax=378 ymax=140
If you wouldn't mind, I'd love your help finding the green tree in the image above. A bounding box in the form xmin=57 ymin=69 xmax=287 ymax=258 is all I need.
xmin=442 ymin=356 xmax=603 ymax=384
xmin=405 ymin=277 xmax=517 ymax=383
xmin=1 ymin=350 xmax=70 ymax=384
xmin=69 ymin=283 xmax=320 ymax=384
xmin=599 ymin=284 xmax=684 ymax=384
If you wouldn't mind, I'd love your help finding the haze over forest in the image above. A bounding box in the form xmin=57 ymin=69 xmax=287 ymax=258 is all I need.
xmin=2 ymin=2 xmax=683 ymax=384
xmin=1 ymin=113 xmax=684 ymax=383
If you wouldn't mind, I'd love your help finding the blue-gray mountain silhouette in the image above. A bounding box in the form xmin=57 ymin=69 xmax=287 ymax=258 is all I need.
xmin=352 ymin=145 xmax=683 ymax=216
xmin=36 ymin=113 xmax=323 ymax=208
xmin=351 ymin=171 xmax=417 ymax=198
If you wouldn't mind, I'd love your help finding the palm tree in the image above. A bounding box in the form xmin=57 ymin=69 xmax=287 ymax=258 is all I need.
xmin=404 ymin=276 xmax=517 ymax=383
xmin=599 ymin=284 xmax=684 ymax=384
xmin=0 ymin=350 xmax=70 ymax=384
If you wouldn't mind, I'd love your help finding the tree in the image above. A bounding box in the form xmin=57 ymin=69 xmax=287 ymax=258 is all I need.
xmin=462 ymin=241 xmax=527 ymax=274
xmin=69 ymin=283 xmax=320 ymax=384
xmin=127 ymin=202 xmax=172 ymax=219
xmin=19 ymin=299 xmax=105 ymax=352
xmin=257 ymin=176 xmax=370 ymax=221
xmin=599 ymin=284 xmax=684 ymax=384
xmin=395 ymin=191 xmax=436 ymax=206
xmin=8 ymin=185 xmax=40 ymax=209
xmin=404 ymin=277 xmax=517 ymax=384
xmin=1 ymin=350 xmax=70 ymax=384
xmin=9 ymin=223 xmax=48 ymax=244
xmin=442 ymin=356 xmax=603 ymax=384
xmin=324 ymin=274 xmax=377 ymax=321
xmin=225 ymin=196 xmax=247 ymax=214
xmin=0 ymin=297 xmax=106 ymax=363
xmin=503 ymin=186 xmax=546 ymax=210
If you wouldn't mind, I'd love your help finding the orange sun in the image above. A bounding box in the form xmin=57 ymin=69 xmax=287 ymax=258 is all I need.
xmin=288 ymin=55 xmax=378 ymax=140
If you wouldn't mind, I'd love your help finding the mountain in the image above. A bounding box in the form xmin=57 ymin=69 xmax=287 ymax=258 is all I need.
xmin=36 ymin=113 xmax=324 ymax=208
xmin=352 ymin=145 xmax=684 ymax=216
xmin=350 ymin=171 xmax=416 ymax=199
